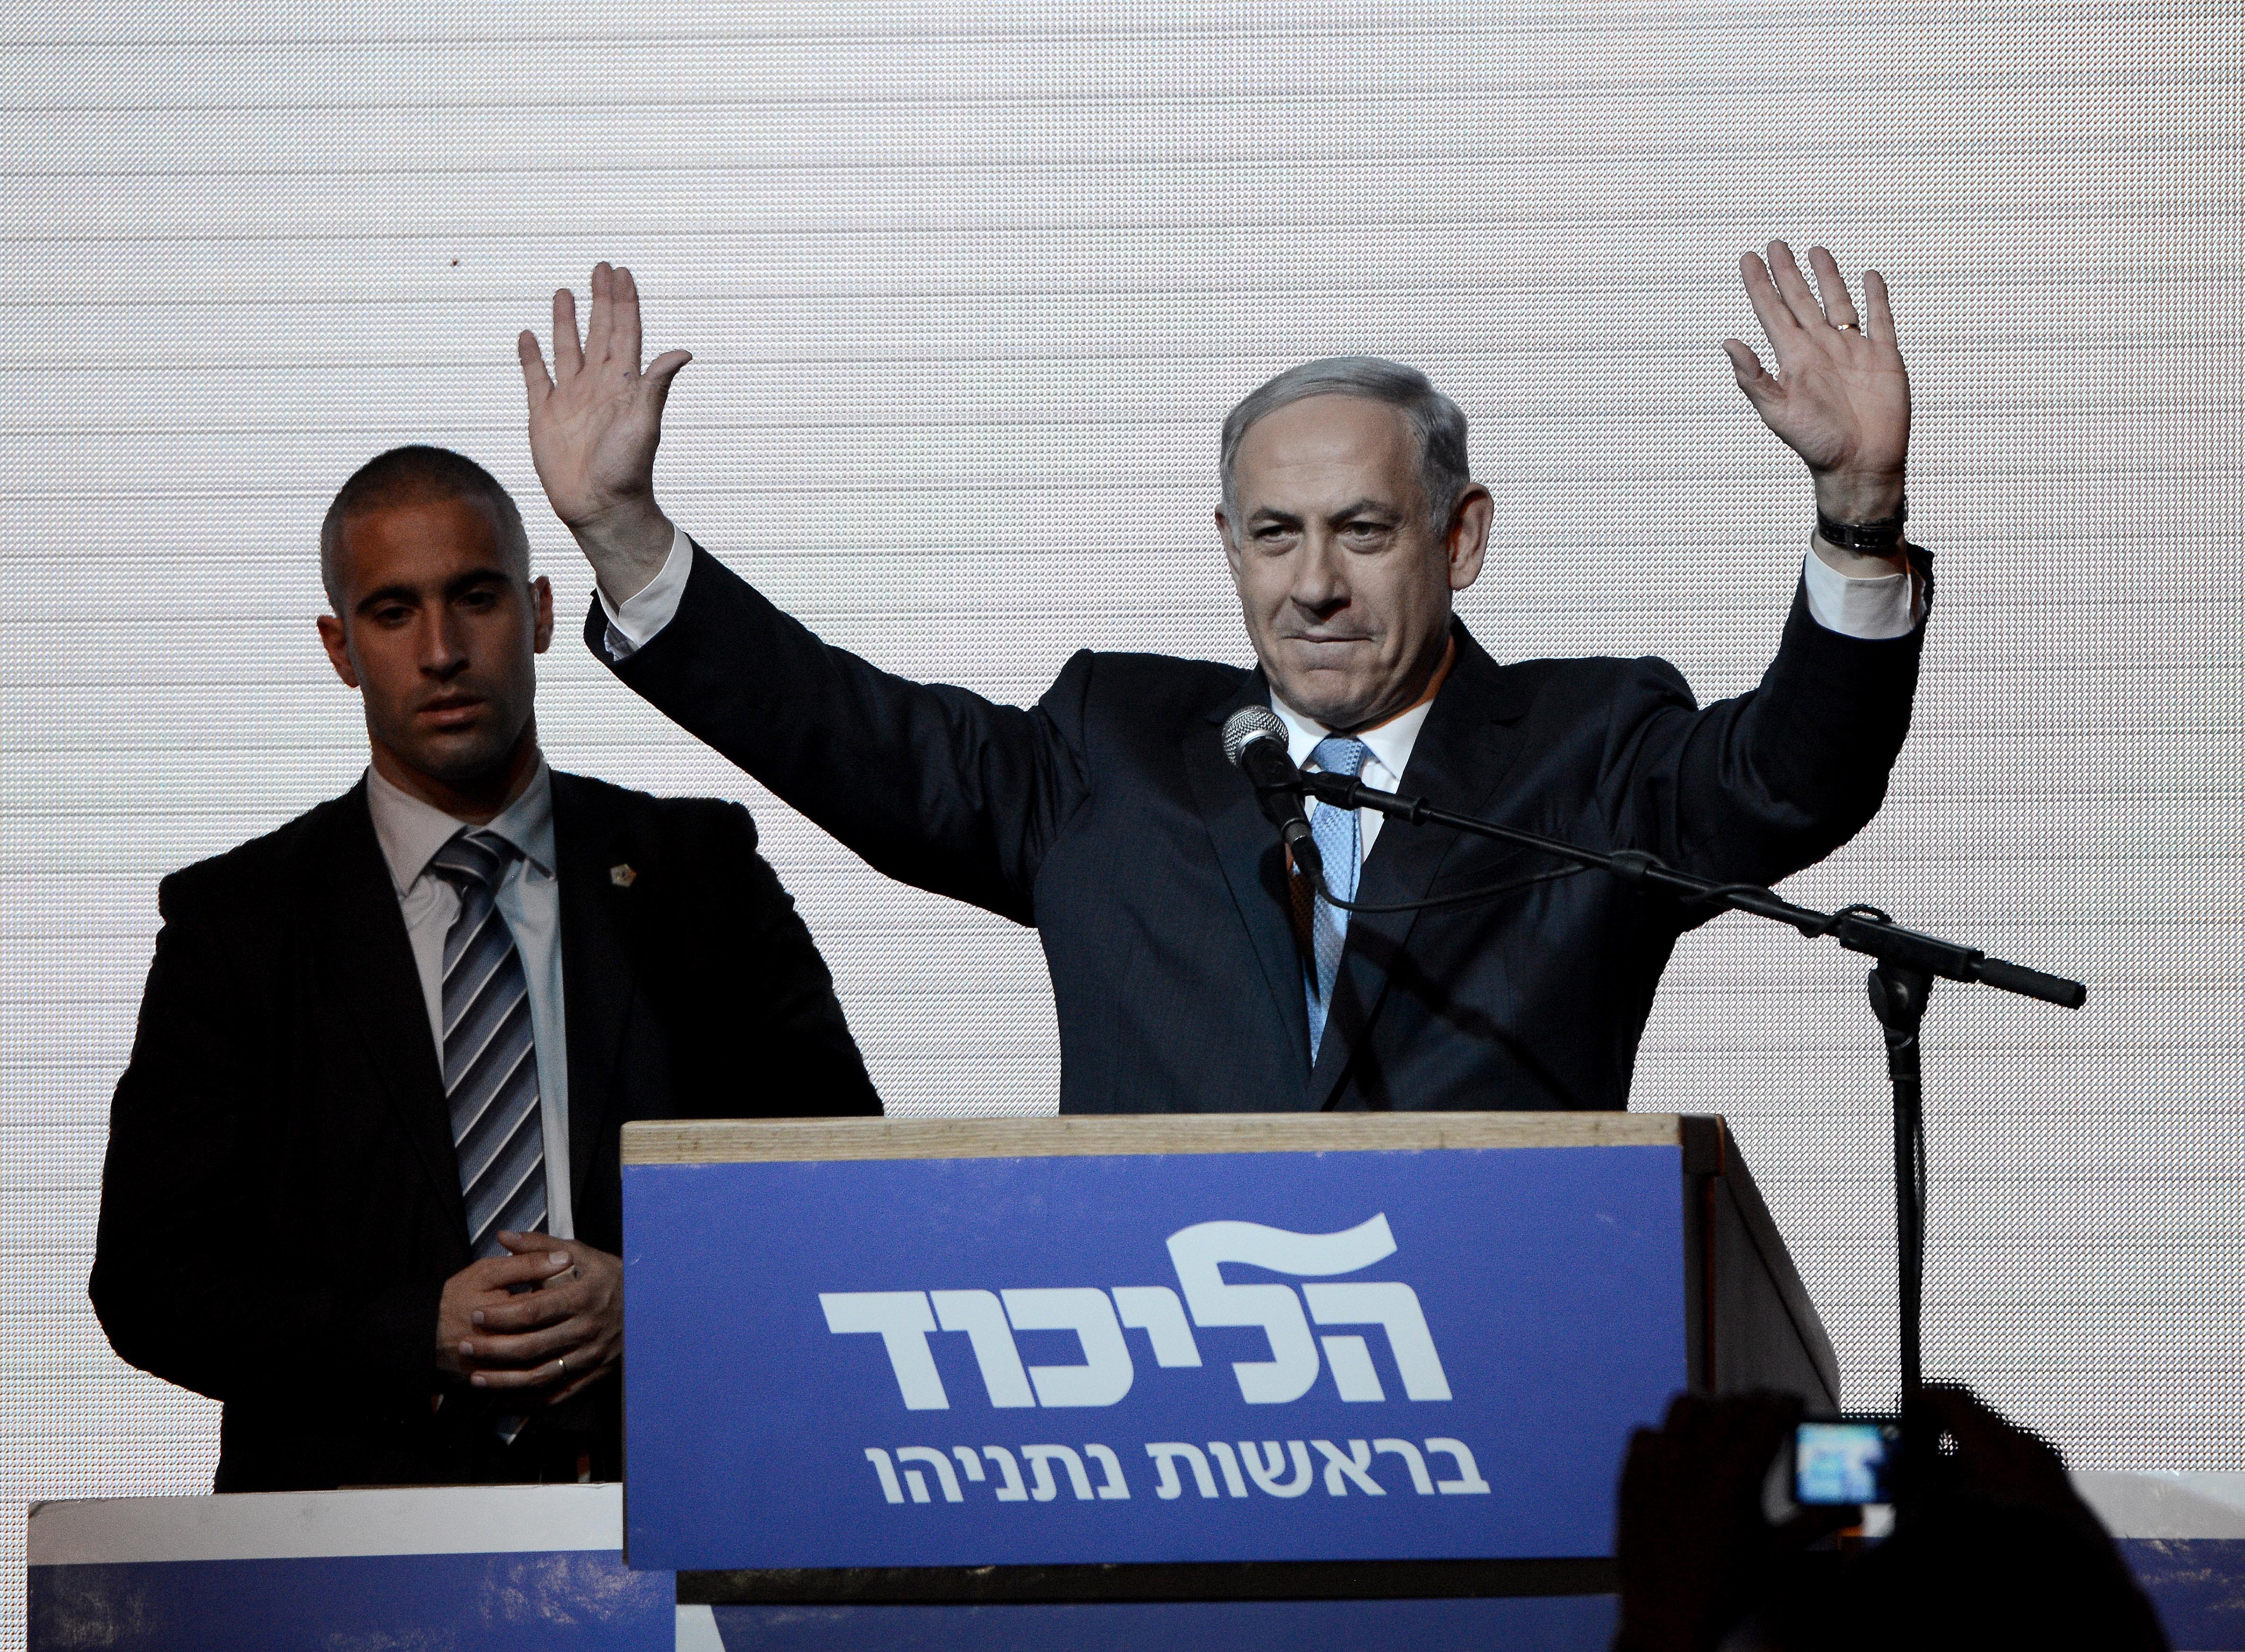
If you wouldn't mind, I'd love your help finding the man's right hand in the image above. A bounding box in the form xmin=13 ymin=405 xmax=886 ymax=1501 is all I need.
xmin=433 ymin=1247 xmax=574 ymax=1377
xmin=517 ymin=261 xmax=690 ymax=604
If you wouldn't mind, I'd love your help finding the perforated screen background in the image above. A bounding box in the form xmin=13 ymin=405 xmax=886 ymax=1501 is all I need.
xmin=2 ymin=2 xmax=2238 ymax=1640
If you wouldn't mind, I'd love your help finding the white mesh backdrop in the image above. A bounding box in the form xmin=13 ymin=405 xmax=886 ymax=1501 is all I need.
xmin=2 ymin=2 xmax=2237 ymax=1640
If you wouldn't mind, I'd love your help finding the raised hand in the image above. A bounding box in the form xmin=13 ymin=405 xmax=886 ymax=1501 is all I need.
xmin=518 ymin=262 xmax=690 ymax=601
xmin=1723 ymin=242 xmax=1910 ymax=527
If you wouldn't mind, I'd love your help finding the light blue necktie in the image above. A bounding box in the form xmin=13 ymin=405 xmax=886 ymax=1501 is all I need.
xmin=430 ymin=830 xmax=548 ymax=1257
xmin=1304 ymin=735 xmax=1368 ymax=1060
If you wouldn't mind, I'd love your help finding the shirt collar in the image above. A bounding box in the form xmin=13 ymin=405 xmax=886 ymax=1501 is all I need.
xmin=364 ymin=756 xmax=557 ymax=896
xmin=1267 ymin=688 xmax=1437 ymax=786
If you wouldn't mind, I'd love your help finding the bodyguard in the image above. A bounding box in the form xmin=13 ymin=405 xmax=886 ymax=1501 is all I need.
xmin=91 ymin=445 xmax=879 ymax=1490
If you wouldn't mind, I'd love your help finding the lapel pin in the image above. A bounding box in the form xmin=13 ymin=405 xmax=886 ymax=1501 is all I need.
xmin=610 ymin=863 xmax=637 ymax=888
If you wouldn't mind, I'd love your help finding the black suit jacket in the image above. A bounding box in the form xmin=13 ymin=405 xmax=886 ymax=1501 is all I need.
xmin=598 ymin=543 xmax=1926 ymax=1115
xmin=90 ymin=769 xmax=879 ymax=1490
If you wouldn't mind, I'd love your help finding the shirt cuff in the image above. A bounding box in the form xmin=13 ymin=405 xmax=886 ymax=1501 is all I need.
xmin=597 ymin=526 xmax=693 ymax=661
xmin=1800 ymin=537 xmax=1923 ymax=641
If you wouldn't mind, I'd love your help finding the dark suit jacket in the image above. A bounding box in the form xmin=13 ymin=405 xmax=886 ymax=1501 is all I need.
xmin=90 ymin=769 xmax=879 ymax=1491
xmin=597 ymin=543 xmax=1927 ymax=1115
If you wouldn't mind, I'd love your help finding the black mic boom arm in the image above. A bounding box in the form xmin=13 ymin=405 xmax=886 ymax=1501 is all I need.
xmin=1297 ymin=769 xmax=2085 ymax=1009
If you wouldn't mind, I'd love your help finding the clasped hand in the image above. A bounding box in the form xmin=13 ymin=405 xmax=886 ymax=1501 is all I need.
xmin=433 ymin=1232 xmax=621 ymax=1407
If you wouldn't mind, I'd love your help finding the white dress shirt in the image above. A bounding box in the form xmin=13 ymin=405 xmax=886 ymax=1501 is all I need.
xmin=364 ymin=759 xmax=575 ymax=1241
xmin=1263 ymin=533 xmax=1921 ymax=857
xmin=596 ymin=525 xmax=1922 ymax=866
xmin=598 ymin=524 xmax=700 ymax=659
xmin=1267 ymin=692 xmax=1433 ymax=861
xmin=603 ymin=527 xmax=1921 ymax=667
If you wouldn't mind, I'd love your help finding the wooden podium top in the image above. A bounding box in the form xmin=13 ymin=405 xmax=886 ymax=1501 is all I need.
xmin=624 ymin=1110 xmax=1724 ymax=1166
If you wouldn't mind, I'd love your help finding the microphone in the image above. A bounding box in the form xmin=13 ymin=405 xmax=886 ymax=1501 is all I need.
xmin=1220 ymin=706 xmax=1324 ymax=883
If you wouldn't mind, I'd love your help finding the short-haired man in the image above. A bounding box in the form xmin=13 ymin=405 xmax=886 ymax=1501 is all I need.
xmin=92 ymin=446 xmax=879 ymax=1490
xmin=516 ymin=247 xmax=1923 ymax=1114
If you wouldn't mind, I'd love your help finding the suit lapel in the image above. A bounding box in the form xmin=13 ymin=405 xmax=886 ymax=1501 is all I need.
xmin=1182 ymin=672 xmax=1315 ymax=1083
xmin=550 ymin=774 xmax=640 ymax=1208
xmin=1309 ymin=626 xmax=1535 ymax=1110
xmin=307 ymin=783 xmax=467 ymax=1235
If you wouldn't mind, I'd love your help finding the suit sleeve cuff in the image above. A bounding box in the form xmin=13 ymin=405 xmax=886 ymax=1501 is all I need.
xmin=335 ymin=1274 xmax=451 ymax=1402
xmin=596 ymin=525 xmax=694 ymax=661
xmin=1801 ymin=537 xmax=1925 ymax=641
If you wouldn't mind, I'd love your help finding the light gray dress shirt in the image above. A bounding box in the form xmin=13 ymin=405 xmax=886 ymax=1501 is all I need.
xmin=364 ymin=760 xmax=575 ymax=1242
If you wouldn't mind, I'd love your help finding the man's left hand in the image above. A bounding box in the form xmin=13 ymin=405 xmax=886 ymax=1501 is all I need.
xmin=453 ymin=1232 xmax=623 ymax=1407
xmin=1723 ymin=241 xmax=1911 ymax=527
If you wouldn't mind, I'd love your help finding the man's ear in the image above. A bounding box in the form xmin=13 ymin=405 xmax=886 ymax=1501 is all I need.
xmin=1445 ymin=485 xmax=1495 ymax=593
xmin=531 ymin=575 xmax=555 ymax=654
xmin=315 ymin=612 xmax=361 ymax=689
xmin=1214 ymin=507 xmax=1244 ymax=582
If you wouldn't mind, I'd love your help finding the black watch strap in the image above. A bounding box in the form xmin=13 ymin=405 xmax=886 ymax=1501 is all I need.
xmin=1816 ymin=499 xmax=1908 ymax=555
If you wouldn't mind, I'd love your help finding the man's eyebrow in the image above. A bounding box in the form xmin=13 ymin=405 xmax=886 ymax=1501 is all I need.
xmin=443 ymin=568 xmax=511 ymax=597
xmin=351 ymin=569 xmax=508 ymax=613
xmin=353 ymin=583 xmax=421 ymax=614
xmin=1326 ymin=497 xmax=1401 ymax=522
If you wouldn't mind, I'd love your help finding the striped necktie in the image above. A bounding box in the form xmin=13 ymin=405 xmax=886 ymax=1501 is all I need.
xmin=430 ymin=830 xmax=547 ymax=1257
xmin=1304 ymin=734 xmax=1369 ymax=1060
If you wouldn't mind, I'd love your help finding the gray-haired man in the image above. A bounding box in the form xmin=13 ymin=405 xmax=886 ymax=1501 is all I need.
xmin=514 ymin=248 xmax=1926 ymax=1114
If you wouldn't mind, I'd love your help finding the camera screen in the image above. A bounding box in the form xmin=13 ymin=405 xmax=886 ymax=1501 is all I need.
xmin=1794 ymin=1420 xmax=1900 ymax=1505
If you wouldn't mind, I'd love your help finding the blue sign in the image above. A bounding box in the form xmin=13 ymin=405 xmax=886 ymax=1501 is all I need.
xmin=623 ymin=1144 xmax=1686 ymax=1572
xmin=31 ymin=1554 xmax=673 ymax=1652
xmin=701 ymin=1597 xmax=1620 ymax=1651
xmin=26 ymin=1485 xmax=670 ymax=1652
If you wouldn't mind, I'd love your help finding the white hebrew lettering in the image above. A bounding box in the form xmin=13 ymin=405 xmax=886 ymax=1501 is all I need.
xmin=1303 ymin=1282 xmax=1453 ymax=1401
xmin=951 ymin=1446 xmax=987 ymax=1483
xmin=1311 ymin=1438 xmax=1386 ymax=1495
xmin=1318 ymin=1334 xmax=1386 ymax=1401
xmin=982 ymin=1445 xmax=1029 ymax=1502
xmin=1166 ymin=1216 xmax=1399 ymax=1405
xmin=1145 ymin=1442 xmax=1219 ymax=1499
xmin=896 ymin=1446 xmax=964 ymax=1502
xmin=1002 ymin=1288 xmax=1134 ymax=1407
xmin=1110 ymin=1286 xmax=1202 ymax=1366
xmin=1205 ymin=1441 xmax=1250 ymax=1498
xmin=1240 ymin=1439 xmax=1315 ymax=1497
xmin=864 ymin=1447 xmax=905 ymax=1504
xmin=1083 ymin=1443 xmax=1131 ymax=1499
xmin=1425 ymin=1437 xmax=1493 ymax=1495
xmin=931 ymin=1289 xmax=1036 ymax=1408
xmin=1021 ymin=1444 xmax=1095 ymax=1501
xmin=821 ymin=1292 xmax=948 ymax=1410
xmin=1373 ymin=1437 xmax=1436 ymax=1494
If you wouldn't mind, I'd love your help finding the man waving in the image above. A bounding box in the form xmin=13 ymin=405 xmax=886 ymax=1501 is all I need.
xmin=517 ymin=247 xmax=1924 ymax=1114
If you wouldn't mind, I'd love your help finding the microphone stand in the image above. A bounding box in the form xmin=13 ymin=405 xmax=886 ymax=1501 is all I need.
xmin=1294 ymin=768 xmax=2086 ymax=1419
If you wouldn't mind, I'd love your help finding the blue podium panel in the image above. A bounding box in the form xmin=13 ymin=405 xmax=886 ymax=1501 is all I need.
xmin=623 ymin=1122 xmax=1691 ymax=1574
xmin=696 ymin=1594 xmax=1618 ymax=1650
xmin=2079 ymin=1468 xmax=2245 ymax=1650
xmin=26 ymin=1484 xmax=673 ymax=1652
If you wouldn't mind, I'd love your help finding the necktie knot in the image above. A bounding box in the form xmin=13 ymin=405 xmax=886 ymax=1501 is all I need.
xmin=430 ymin=829 xmax=516 ymax=894
xmin=1311 ymin=734 xmax=1369 ymax=780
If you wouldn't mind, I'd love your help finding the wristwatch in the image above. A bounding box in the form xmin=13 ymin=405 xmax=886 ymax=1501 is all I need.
xmin=1816 ymin=499 xmax=1908 ymax=555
